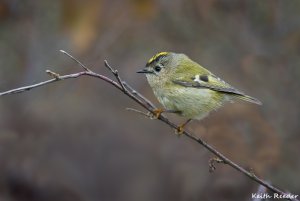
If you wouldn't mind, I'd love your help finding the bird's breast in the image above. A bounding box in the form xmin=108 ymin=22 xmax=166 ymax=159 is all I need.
xmin=153 ymin=86 xmax=225 ymax=119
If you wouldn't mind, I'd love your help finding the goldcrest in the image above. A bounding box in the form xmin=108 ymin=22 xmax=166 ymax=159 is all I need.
xmin=137 ymin=52 xmax=261 ymax=133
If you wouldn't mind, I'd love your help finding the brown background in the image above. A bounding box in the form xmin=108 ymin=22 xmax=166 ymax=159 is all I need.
xmin=0 ymin=0 xmax=299 ymax=201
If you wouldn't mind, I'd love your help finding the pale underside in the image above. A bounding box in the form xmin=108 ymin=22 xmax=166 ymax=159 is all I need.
xmin=154 ymin=87 xmax=228 ymax=120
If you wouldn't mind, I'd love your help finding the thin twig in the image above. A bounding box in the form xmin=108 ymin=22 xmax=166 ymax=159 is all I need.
xmin=104 ymin=60 xmax=126 ymax=92
xmin=46 ymin=70 xmax=60 ymax=79
xmin=0 ymin=71 xmax=121 ymax=97
xmin=126 ymin=107 xmax=150 ymax=117
xmin=0 ymin=52 xmax=298 ymax=201
xmin=60 ymin=50 xmax=91 ymax=72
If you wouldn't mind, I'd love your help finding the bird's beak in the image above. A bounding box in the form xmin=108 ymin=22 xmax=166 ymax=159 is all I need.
xmin=136 ymin=68 xmax=154 ymax=74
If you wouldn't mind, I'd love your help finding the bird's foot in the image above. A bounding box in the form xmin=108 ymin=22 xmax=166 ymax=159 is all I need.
xmin=175 ymin=125 xmax=185 ymax=136
xmin=149 ymin=108 xmax=164 ymax=119
xmin=174 ymin=119 xmax=192 ymax=136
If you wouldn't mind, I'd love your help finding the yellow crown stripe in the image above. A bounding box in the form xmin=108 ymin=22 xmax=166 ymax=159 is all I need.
xmin=147 ymin=52 xmax=169 ymax=65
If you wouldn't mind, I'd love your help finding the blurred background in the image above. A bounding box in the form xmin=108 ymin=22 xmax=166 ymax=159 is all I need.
xmin=0 ymin=0 xmax=299 ymax=200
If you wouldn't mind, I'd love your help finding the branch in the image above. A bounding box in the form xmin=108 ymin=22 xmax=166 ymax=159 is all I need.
xmin=60 ymin=50 xmax=91 ymax=72
xmin=0 ymin=71 xmax=120 ymax=96
xmin=0 ymin=51 xmax=297 ymax=201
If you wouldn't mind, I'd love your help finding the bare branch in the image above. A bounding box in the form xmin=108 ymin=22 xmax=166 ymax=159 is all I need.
xmin=60 ymin=50 xmax=91 ymax=72
xmin=46 ymin=70 xmax=61 ymax=79
xmin=0 ymin=78 xmax=57 ymax=96
xmin=0 ymin=53 xmax=298 ymax=201
xmin=0 ymin=71 xmax=121 ymax=97
xmin=126 ymin=107 xmax=151 ymax=117
xmin=104 ymin=60 xmax=126 ymax=92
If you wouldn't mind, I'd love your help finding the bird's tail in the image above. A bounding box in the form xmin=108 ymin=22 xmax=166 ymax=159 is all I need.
xmin=237 ymin=94 xmax=262 ymax=105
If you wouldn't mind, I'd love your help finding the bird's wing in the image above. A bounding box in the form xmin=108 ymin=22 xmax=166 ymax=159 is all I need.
xmin=173 ymin=74 xmax=245 ymax=96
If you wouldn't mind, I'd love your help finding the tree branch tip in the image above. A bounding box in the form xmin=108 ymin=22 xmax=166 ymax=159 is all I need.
xmin=104 ymin=60 xmax=115 ymax=73
xmin=104 ymin=60 xmax=109 ymax=67
xmin=46 ymin=70 xmax=60 ymax=79
xmin=60 ymin=50 xmax=91 ymax=72
xmin=126 ymin=107 xmax=150 ymax=117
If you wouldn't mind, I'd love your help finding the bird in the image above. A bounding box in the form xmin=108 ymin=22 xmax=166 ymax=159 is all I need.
xmin=137 ymin=52 xmax=262 ymax=134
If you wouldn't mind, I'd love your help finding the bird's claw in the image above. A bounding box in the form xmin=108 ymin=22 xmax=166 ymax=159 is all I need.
xmin=149 ymin=108 xmax=164 ymax=119
xmin=175 ymin=125 xmax=185 ymax=136
xmin=175 ymin=119 xmax=192 ymax=136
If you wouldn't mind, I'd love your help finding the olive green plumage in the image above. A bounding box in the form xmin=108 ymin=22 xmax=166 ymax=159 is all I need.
xmin=138 ymin=52 xmax=261 ymax=120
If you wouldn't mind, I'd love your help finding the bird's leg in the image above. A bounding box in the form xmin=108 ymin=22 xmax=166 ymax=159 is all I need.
xmin=151 ymin=108 xmax=164 ymax=119
xmin=176 ymin=119 xmax=192 ymax=135
xmin=150 ymin=109 xmax=181 ymax=119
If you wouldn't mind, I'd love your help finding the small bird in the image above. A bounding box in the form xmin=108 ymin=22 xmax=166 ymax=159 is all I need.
xmin=137 ymin=52 xmax=262 ymax=133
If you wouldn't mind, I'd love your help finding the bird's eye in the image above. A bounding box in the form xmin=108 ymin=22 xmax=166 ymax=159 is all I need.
xmin=154 ymin=66 xmax=161 ymax=72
